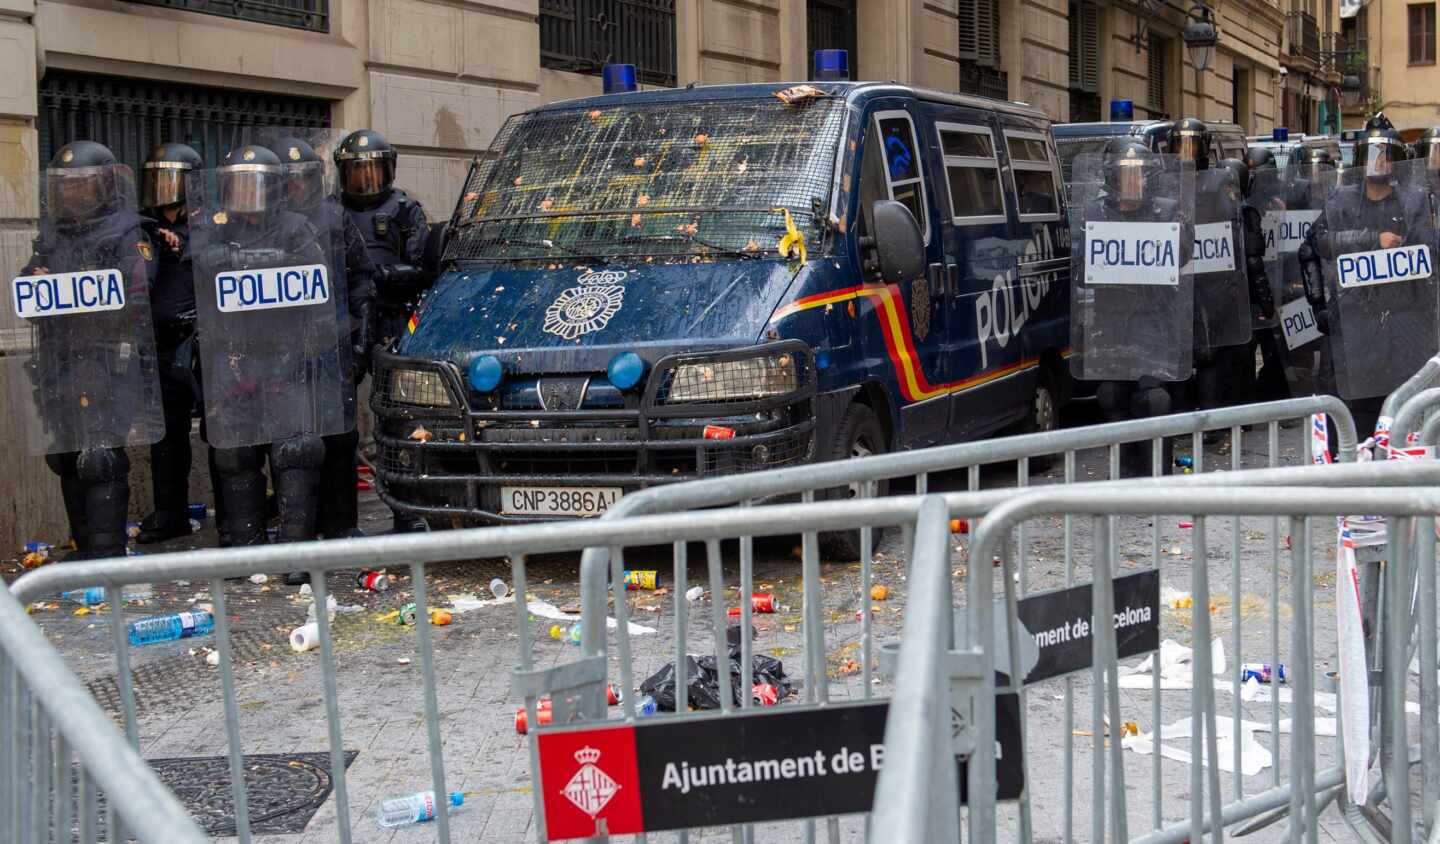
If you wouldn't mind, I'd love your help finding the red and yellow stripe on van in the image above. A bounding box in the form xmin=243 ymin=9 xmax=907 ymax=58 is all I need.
xmin=770 ymin=283 xmax=1058 ymax=403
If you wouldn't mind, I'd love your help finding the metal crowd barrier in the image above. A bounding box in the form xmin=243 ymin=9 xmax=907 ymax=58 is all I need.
xmin=866 ymin=471 xmax=1440 ymax=843
xmin=5 ymin=460 xmax=1426 ymax=843
xmin=0 ymin=582 xmax=206 ymax=843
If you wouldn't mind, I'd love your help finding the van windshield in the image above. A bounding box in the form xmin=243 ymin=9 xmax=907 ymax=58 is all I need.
xmin=445 ymin=95 xmax=847 ymax=264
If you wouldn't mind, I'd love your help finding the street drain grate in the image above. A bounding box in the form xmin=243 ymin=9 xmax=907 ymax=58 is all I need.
xmin=147 ymin=750 xmax=359 ymax=835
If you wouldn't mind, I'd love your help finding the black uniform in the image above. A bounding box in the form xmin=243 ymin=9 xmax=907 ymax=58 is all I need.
xmin=24 ymin=143 xmax=159 ymax=559
xmin=345 ymin=189 xmax=428 ymax=345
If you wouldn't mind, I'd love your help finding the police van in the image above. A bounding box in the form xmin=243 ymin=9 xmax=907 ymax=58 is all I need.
xmin=370 ymin=59 xmax=1072 ymax=546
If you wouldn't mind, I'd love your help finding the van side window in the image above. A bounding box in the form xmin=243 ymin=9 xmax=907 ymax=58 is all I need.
xmin=935 ymin=123 xmax=1006 ymax=225
xmin=1005 ymin=130 xmax=1061 ymax=220
xmin=869 ymin=110 xmax=930 ymax=243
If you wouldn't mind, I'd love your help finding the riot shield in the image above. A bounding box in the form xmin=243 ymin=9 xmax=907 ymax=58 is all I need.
xmin=1254 ymin=166 xmax=1330 ymax=393
xmin=1189 ymin=167 xmax=1251 ymax=350
xmin=7 ymin=164 xmax=165 ymax=454
xmin=246 ymin=127 xmax=358 ymax=429
xmin=1070 ymin=152 xmax=1194 ymax=383
xmin=1319 ymin=158 xmax=1439 ymax=400
xmin=188 ymin=167 xmax=348 ymax=449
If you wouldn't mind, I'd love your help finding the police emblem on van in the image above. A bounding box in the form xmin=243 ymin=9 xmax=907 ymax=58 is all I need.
xmin=543 ymin=270 xmax=628 ymax=340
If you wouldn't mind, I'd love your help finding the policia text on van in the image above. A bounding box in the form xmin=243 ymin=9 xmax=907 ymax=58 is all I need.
xmin=371 ymin=81 xmax=1071 ymax=552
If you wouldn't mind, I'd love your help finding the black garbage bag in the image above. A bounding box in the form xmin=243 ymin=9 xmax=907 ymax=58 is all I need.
xmin=639 ymin=642 xmax=794 ymax=712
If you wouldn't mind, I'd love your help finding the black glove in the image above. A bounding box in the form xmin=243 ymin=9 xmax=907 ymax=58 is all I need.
xmin=1313 ymin=304 xmax=1330 ymax=335
xmin=375 ymin=263 xmax=431 ymax=301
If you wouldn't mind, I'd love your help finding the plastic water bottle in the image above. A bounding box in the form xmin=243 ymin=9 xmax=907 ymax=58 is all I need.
xmin=62 ymin=585 xmax=154 ymax=606
xmin=636 ymin=694 xmax=658 ymax=717
xmin=374 ymin=790 xmax=464 ymax=827
xmin=127 ymin=611 xmax=214 ymax=646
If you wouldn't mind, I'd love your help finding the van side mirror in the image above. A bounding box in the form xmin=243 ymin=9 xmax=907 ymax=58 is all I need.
xmin=869 ymin=200 xmax=925 ymax=283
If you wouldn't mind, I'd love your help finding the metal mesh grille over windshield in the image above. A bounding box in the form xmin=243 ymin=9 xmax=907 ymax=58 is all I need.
xmin=445 ymin=95 xmax=846 ymax=263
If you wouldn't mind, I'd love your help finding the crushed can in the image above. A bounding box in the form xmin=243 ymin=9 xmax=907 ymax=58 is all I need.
xmin=623 ymin=570 xmax=660 ymax=590
xmin=1240 ymin=662 xmax=1286 ymax=684
xmin=726 ymin=593 xmax=778 ymax=618
xmin=752 ymin=683 xmax=780 ymax=706
xmin=398 ymin=603 xmax=418 ymax=626
xmin=24 ymin=541 xmax=53 ymax=556
xmin=188 ymin=503 xmax=208 ymax=521
xmin=357 ymin=571 xmax=391 ymax=592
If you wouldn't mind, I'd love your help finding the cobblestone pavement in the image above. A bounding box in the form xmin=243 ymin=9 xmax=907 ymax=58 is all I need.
xmin=3 ymin=408 xmax=1420 ymax=843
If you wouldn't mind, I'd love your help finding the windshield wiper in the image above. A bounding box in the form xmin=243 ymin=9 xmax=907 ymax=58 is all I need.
xmin=494 ymin=238 xmax=611 ymax=264
xmin=614 ymin=233 xmax=767 ymax=259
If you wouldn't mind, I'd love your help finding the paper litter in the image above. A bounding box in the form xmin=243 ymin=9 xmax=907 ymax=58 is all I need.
xmin=445 ymin=593 xmax=656 ymax=635
xmin=1122 ymin=715 xmax=1272 ymax=776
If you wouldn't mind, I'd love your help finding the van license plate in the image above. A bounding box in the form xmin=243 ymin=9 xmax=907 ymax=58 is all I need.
xmin=500 ymin=486 xmax=622 ymax=517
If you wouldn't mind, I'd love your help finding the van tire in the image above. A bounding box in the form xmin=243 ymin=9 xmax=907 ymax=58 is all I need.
xmin=1022 ymin=367 xmax=1060 ymax=474
xmin=818 ymin=403 xmax=890 ymax=561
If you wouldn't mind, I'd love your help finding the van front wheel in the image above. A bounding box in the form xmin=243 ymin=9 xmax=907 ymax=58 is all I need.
xmin=818 ymin=403 xmax=889 ymax=561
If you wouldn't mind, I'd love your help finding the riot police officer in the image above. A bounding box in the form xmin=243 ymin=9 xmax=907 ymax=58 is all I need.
xmin=1302 ymin=120 xmax=1438 ymax=446
xmin=1072 ymin=138 xmax=1194 ymax=476
xmin=1222 ymin=155 xmax=1282 ymax=404
xmin=137 ymin=142 xmax=203 ymax=544
xmin=190 ymin=145 xmax=332 ymax=547
xmin=268 ymin=135 xmax=375 ymax=559
xmin=20 ymin=141 xmax=161 ymax=559
xmin=335 ymin=128 xmax=429 ymax=533
xmin=1166 ymin=119 xmax=1251 ymax=424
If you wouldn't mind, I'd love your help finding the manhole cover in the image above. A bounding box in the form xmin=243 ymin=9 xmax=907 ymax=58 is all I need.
xmin=149 ymin=750 xmax=358 ymax=835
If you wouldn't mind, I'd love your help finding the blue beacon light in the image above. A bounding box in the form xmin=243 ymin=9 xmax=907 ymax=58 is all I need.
xmin=814 ymin=50 xmax=850 ymax=82
xmin=602 ymin=64 xmax=638 ymax=94
xmin=1110 ymin=99 xmax=1134 ymax=121
xmin=468 ymin=355 xmax=504 ymax=393
xmin=607 ymin=352 xmax=646 ymax=390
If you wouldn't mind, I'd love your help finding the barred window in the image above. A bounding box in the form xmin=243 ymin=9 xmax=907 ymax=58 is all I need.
xmin=540 ymin=0 xmax=677 ymax=88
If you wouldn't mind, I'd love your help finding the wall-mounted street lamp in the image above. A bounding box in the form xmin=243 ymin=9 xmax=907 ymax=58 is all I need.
xmin=1183 ymin=2 xmax=1219 ymax=72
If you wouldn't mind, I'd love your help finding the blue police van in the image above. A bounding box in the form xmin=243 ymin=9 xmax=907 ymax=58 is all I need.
xmin=370 ymin=61 xmax=1072 ymax=550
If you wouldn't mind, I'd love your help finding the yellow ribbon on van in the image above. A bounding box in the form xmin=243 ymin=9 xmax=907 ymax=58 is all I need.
xmin=772 ymin=207 xmax=807 ymax=264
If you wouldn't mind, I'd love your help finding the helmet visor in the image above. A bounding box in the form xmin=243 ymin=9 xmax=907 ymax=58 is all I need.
xmin=1116 ymin=160 xmax=1147 ymax=202
xmin=1360 ymin=140 xmax=1398 ymax=179
xmin=142 ymin=166 xmax=187 ymax=209
xmin=284 ymin=162 xmax=325 ymax=210
xmin=1174 ymin=134 xmax=1203 ymax=164
xmin=48 ymin=167 xmax=110 ymax=221
xmin=220 ymin=167 xmax=277 ymax=214
xmin=342 ymin=159 xmax=388 ymax=196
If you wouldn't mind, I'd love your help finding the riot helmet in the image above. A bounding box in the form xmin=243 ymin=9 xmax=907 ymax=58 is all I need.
xmin=218 ymin=145 xmax=283 ymax=215
xmin=46 ymin=141 xmax=119 ymax=224
xmin=1415 ymin=127 xmax=1440 ymax=173
xmin=1220 ymin=157 xmax=1250 ymax=198
xmin=1242 ymin=146 xmax=1277 ymax=174
xmin=1103 ymin=138 xmax=1160 ymax=205
xmin=140 ymin=142 xmax=201 ymax=211
xmin=267 ymin=137 xmax=325 ymax=211
xmin=1167 ymin=118 xmax=1211 ymax=169
xmin=334 ymin=129 xmax=396 ymax=199
xmin=1354 ymin=123 xmax=1408 ymax=183
xmin=1297 ymin=147 xmax=1338 ymax=192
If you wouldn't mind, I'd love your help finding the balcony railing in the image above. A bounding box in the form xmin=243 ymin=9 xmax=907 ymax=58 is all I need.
xmin=961 ymin=61 xmax=1009 ymax=102
xmin=124 ymin=0 xmax=328 ymax=32
xmin=1337 ymin=38 xmax=1371 ymax=108
xmin=540 ymin=0 xmax=677 ymax=88
xmin=1288 ymin=11 xmax=1320 ymax=63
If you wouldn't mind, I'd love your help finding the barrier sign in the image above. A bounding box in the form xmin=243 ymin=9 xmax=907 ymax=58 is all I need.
xmin=12 ymin=269 xmax=125 ymax=318
xmin=214 ymin=264 xmax=330 ymax=312
xmin=1084 ymin=221 xmax=1181 ymax=286
xmin=1337 ymin=244 xmax=1432 ymax=289
xmin=1184 ymin=221 xmax=1236 ymax=275
xmin=1017 ymin=569 xmax=1160 ymax=685
xmin=1281 ymin=297 xmax=1323 ymax=351
xmin=536 ymin=695 xmax=1023 ymax=840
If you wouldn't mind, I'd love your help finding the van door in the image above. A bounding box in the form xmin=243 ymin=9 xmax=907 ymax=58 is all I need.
xmin=856 ymin=101 xmax=951 ymax=447
xmin=921 ymin=108 xmax=1026 ymax=439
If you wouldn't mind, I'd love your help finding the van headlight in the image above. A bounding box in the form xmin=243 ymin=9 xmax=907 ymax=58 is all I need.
xmin=665 ymin=353 xmax=798 ymax=403
xmin=389 ymin=368 xmax=455 ymax=407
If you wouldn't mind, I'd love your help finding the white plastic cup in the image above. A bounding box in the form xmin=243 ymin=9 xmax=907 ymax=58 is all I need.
xmin=290 ymin=622 xmax=320 ymax=653
xmin=490 ymin=578 xmax=509 ymax=599
xmin=685 ymin=586 xmax=704 ymax=602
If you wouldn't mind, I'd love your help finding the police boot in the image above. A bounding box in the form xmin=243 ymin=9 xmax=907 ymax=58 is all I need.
xmin=214 ymin=445 xmax=268 ymax=547
xmin=140 ymin=425 xmax=194 ymax=544
xmin=46 ymin=452 xmax=91 ymax=559
xmin=1120 ymin=380 xmax=1174 ymax=478
xmin=273 ymin=434 xmax=324 ymax=585
xmin=76 ymin=448 xmax=130 ymax=560
xmin=1196 ymin=351 xmax=1228 ymax=446
xmin=317 ymin=430 xmax=361 ymax=538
